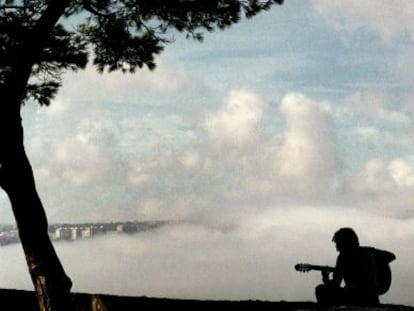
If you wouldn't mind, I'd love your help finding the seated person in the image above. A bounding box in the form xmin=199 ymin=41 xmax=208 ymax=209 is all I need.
xmin=316 ymin=227 xmax=396 ymax=306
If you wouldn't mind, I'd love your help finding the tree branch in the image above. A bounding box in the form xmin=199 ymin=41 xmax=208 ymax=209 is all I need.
xmin=0 ymin=5 xmax=26 ymax=9
xmin=7 ymin=0 xmax=72 ymax=107
xmin=81 ymin=0 xmax=113 ymax=18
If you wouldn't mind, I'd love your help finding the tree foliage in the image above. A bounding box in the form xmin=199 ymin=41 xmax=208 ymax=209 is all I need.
xmin=0 ymin=0 xmax=282 ymax=106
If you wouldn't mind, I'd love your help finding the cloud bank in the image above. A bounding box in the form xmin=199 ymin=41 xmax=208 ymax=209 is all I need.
xmin=16 ymin=78 xmax=413 ymax=223
xmin=0 ymin=208 xmax=413 ymax=305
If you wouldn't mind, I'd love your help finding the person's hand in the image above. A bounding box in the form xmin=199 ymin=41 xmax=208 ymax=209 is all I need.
xmin=322 ymin=270 xmax=330 ymax=284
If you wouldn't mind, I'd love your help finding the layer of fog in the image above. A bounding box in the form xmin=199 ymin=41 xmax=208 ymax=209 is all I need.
xmin=0 ymin=206 xmax=413 ymax=306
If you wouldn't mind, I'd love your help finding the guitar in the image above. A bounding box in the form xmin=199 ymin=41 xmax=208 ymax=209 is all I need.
xmin=294 ymin=261 xmax=391 ymax=295
xmin=295 ymin=263 xmax=335 ymax=274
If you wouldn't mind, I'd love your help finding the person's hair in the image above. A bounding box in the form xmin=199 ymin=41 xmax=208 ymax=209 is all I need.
xmin=332 ymin=227 xmax=359 ymax=249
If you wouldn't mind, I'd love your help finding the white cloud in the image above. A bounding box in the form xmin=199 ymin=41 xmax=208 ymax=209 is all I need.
xmin=341 ymin=90 xmax=387 ymax=118
xmin=340 ymin=90 xmax=411 ymax=125
xmin=42 ymin=97 xmax=69 ymax=117
xmin=356 ymin=157 xmax=414 ymax=189
xmin=119 ymin=91 xmax=346 ymax=219
xmin=312 ymin=0 xmax=414 ymax=42
xmin=52 ymin=119 xmax=121 ymax=186
xmin=347 ymin=157 xmax=414 ymax=214
xmin=339 ymin=90 xmax=413 ymax=148
xmin=352 ymin=159 xmax=401 ymax=193
xmin=220 ymin=92 xmax=344 ymax=201
xmin=389 ymin=158 xmax=414 ymax=187
xmin=178 ymin=152 xmax=201 ymax=170
xmin=203 ymin=89 xmax=266 ymax=147
xmin=56 ymin=57 xmax=206 ymax=106
xmin=128 ymin=172 xmax=153 ymax=188
xmin=352 ymin=126 xmax=412 ymax=147
xmin=24 ymin=84 xmax=411 ymax=225
xmin=275 ymin=93 xmax=342 ymax=182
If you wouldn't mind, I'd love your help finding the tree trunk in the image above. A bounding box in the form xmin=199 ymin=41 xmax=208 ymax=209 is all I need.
xmin=0 ymin=1 xmax=73 ymax=310
xmin=0 ymin=96 xmax=73 ymax=311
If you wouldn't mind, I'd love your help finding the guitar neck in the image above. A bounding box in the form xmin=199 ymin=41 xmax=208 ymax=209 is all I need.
xmin=306 ymin=265 xmax=335 ymax=272
xmin=295 ymin=263 xmax=335 ymax=273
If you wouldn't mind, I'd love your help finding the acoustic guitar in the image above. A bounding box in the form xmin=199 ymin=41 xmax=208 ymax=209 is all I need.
xmin=294 ymin=262 xmax=391 ymax=295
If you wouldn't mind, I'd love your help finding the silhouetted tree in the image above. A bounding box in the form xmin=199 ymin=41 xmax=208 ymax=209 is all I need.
xmin=0 ymin=0 xmax=283 ymax=310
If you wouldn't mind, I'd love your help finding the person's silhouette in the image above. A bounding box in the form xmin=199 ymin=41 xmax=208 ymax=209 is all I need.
xmin=315 ymin=227 xmax=396 ymax=306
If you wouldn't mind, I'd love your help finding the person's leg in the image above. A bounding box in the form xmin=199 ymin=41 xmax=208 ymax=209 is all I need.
xmin=348 ymin=294 xmax=380 ymax=307
xmin=315 ymin=284 xmax=346 ymax=306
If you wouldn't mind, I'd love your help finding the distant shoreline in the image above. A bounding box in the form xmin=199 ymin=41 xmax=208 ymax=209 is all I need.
xmin=0 ymin=220 xmax=170 ymax=246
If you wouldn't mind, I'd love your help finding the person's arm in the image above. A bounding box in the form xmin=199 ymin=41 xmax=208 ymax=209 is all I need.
xmin=322 ymin=256 xmax=342 ymax=286
xmin=321 ymin=270 xmax=331 ymax=284
xmin=329 ymin=269 xmax=342 ymax=287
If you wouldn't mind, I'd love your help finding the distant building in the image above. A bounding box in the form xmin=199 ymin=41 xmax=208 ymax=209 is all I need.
xmin=81 ymin=227 xmax=93 ymax=238
xmin=116 ymin=223 xmax=137 ymax=233
xmin=53 ymin=227 xmax=80 ymax=241
xmin=0 ymin=230 xmax=19 ymax=245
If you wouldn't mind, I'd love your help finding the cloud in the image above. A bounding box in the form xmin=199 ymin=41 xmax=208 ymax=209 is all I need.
xmin=352 ymin=126 xmax=412 ymax=147
xmin=341 ymin=90 xmax=411 ymax=125
xmin=351 ymin=157 xmax=414 ymax=193
xmin=345 ymin=156 xmax=414 ymax=215
xmin=27 ymin=109 xmax=199 ymax=222
xmin=276 ymin=93 xmax=342 ymax=181
xmin=337 ymin=90 xmax=413 ymax=150
xmin=53 ymin=120 xmax=120 ymax=185
xmin=123 ymin=91 xmax=346 ymax=218
xmin=341 ymin=90 xmax=388 ymax=118
xmin=237 ymin=92 xmax=344 ymax=200
xmin=55 ymin=57 xmax=207 ymax=106
xmin=203 ymin=89 xmax=266 ymax=147
xmin=24 ymin=84 xmax=411 ymax=225
xmin=312 ymin=0 xmax=414 ymax=43
xmin=28 ymin=109 xmax=127 ymax=188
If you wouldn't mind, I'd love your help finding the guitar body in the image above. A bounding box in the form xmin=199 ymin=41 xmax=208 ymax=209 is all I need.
xmin=376 ymin=257 xmax=392 ymax=295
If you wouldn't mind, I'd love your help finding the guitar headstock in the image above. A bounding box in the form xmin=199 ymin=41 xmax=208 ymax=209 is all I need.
xmin=295 ymin=263 xmax=312 ymax=272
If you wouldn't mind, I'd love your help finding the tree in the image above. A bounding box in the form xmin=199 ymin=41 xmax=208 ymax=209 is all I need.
xmin=0 ymin=0 xmax=283 ymax=310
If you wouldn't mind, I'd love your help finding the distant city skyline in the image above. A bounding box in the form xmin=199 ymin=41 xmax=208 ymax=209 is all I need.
xmin=0 ymin=220 xmax=169 ymax=245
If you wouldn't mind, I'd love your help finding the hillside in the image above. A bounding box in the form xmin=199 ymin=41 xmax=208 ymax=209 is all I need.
xmin=1 ymin=289 xmax=413 ymax=311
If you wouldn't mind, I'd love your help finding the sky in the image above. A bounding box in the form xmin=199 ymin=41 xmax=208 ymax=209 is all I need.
xmin=0 ymin=0 xmax=414 ymax=306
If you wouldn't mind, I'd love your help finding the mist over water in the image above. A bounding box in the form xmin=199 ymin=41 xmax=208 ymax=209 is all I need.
xmin=0 ymin=206 xmax=413 ymax=306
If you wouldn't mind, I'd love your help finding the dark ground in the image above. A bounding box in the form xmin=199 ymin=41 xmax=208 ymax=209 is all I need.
xmin=1 ymin=289 xmax=413 ymax=311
